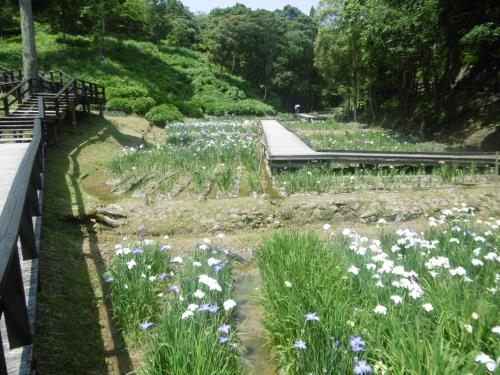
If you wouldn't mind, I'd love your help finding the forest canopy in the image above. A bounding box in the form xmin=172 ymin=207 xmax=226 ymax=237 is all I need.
xmin=1 ymin=0 xmax=499 ymax=130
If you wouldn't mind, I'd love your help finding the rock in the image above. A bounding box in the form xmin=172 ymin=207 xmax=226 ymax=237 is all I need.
xmin=132 ymin=191 xmax=146 ymax=198
xmin=96 ymin=204 xmax=128 ymax=218
xmin=95 ymin=214 xmax=124 ymax=228
xmin=105 ymin=178 xmax=122 ymax=186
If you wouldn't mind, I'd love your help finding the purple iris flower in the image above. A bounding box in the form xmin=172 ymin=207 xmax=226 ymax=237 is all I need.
xmin=160 ymin=245 xmax=171 ymax=251
xmin=170 ymin=284 xmax=181 ymax=293
xmin=218 ymin=324 xmax=231 ymax=334
xmin=218 ymin=336 xmax=229 ymax=344
xmin=293 ymin=339 xmax=307 ymax=350
xmin=305 ymin=312 xmax=320 ymax=322
xmin=214 ymin=264 xmax=223 ymax=273
xmin=350 ymin=336 xmax=366 ymax=352
xmin=198 ymin=304 xmax=210 ymax=311
xmin=133 ymin=248 xmax=144 ymax=255
xmin=139 ymin=322 xmax=154 ymax=330
xmin=158 ymin=273 xmax=169 ymax=280
xmin=354 ymin=360 xmax=373 ymax=374
xmin=207 ymin=304 xmax=219 ymax=313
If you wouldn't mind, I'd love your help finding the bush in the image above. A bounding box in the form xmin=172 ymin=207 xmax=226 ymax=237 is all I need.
xmin=175 ymin=100 xmax=204 ymax=118
xmin=131 ymin=97 xmax=156 ymax=115
xmin=145 ymin=104 xmax=183 ymax=125
xmin=106 ymin=97 xmax=133 ymax=112
xmin=107 ymin=85 xmax=148 ymax=99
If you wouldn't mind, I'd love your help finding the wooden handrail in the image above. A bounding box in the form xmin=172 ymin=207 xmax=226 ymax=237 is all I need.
xmin=0 ymin=99 xmax=44 ymax=372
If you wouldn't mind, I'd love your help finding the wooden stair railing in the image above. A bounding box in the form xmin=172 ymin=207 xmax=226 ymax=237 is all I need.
xmin=0 ymin=98 xmax=44 ymax=375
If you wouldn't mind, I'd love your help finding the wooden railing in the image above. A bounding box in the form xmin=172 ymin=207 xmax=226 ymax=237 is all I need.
xmin=1 ymin=78 xmax=62 ymax=116
xmin=0 ymin=98 xmax=44 ymax=374
xmin=1 ymin=70 xmax=105 ymax=117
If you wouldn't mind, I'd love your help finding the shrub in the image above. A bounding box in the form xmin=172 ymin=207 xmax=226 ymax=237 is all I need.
xmin=145 ymin=104 xmax=183 ymax=125
xmin=107 ymin=85 xmax=148 ymax=99
xmin=131 ymin=96 xmax=156 ymax=115
xmin=175 ymin=100 xmax=204 ymax=118
xmin=106 ymin=97 xmax=133 ymax=112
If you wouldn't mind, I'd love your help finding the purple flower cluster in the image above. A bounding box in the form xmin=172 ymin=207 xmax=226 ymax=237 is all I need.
xmin=350 ymin=336 xmax=366 ymax=352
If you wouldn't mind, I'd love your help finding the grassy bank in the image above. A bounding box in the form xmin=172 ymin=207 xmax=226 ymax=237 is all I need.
xmin=0 ymin=33 xmax=275 ymax=117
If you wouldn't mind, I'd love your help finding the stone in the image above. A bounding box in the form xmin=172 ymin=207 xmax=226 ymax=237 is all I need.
xmin=95 ymin=214 xmax=124 ymax=228
xmin=96 ymin=204 xmax=128 ymax=218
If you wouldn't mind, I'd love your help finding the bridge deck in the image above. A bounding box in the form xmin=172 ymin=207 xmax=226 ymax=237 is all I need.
xmin=0 ymin=144 xmax=30 ymax=211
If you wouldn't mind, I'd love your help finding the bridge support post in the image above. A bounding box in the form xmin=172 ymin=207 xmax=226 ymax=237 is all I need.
xmin=71 ymin=105 xmax=77 ymax=132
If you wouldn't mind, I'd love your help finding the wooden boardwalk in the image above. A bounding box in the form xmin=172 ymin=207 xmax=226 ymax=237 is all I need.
xmin=0 ymin=143 xmax=41 ymax=375
xmin=261 ymin=119 xmax=499 ymax=170
xmin=0 ymin=144 xmax=30 ymax=211
xmin=262 ymin=119 xmax=317 ymax=156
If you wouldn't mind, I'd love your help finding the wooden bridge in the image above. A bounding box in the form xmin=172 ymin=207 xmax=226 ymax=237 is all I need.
xmin=0 ymin=66 xmax=105 ymax=374
xmin=262 ymin=119 xmax=499 ymax=172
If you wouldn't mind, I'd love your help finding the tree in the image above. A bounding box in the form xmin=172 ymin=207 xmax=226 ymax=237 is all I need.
xmin=19 ymin=0 xmax=39 ymax=79
xmin=145 ymin=0 xmax=169 ymax=50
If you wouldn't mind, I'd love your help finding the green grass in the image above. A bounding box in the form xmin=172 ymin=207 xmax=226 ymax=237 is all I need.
xmin=0 ymin=32 xmax=275 ymax=117
xmin=108 ymin=120 xmax=263 ymax=197
xmin=257 ymin=209 xmax=500 ymax=374
xmin=274 ymin=163 xmax=495 ymax=194
xmin=284 ymin=119 xmax=475 ymax=152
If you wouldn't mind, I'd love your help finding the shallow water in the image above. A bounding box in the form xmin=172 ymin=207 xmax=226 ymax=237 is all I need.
xmin=235 ymin=269 xmax=276 ymax=375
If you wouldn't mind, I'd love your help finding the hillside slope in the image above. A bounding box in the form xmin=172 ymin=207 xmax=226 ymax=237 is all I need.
xmin=0 ymin=32 xmax=275 ymax=117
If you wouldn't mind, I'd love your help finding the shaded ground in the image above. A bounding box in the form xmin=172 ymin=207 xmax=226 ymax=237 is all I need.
xmin=37 ymin=114 xmax=500 ymax=374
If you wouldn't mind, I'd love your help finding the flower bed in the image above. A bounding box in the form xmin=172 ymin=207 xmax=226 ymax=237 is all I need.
xmin=257 ymin=207 xmax=499 ymax=374
xmin=107 ymin=237 xmax=243 ymax=373
xmin=109 ymin=120 xmax=262 ymax=198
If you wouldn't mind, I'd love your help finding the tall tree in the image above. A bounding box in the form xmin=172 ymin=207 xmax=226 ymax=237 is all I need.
xmin=19 ymin=0 xmax=39 ymax=79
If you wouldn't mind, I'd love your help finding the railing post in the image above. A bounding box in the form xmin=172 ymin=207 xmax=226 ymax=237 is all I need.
xmin=3 ymin=97 xmax=9 ymax=116
xmin=37 ymin=96 xmax=45 ymax=119
xmin=2 ymin=249 xmax=33 ymax=348
xmin=28 ymin=79 xmax=33 ymax=96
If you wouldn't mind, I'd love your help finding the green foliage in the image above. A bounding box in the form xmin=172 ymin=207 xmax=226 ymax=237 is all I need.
xmin=107 ymin=85 xmax=148 ymax=99
xmin=460 ymin=23 xmax=500 ymax=64
xmin=141 ymin=248 xmax=243 ymax=374
xmin=0 ymin=33 xmax=275 ymax=117
xmin=107 ymin=240 xmax=171 ymax=346
xmin=257 ymin=215 xmax=500 ymax=373
xmin=132 ymin=96 xmax=156 ymax=115
xmin=175 ymin=100 xmax=203 ymax=118
xmin=145 ymin=104 xmax=183 ymax=125
xmin=106 ymin=97 xmax=133 ymax=112
xmin=202 ymin=5 xmax=323 ymax=110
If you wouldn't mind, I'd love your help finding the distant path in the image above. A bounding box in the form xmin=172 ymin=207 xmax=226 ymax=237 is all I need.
xmin=260 ymin=119 xmax=498 ymax=169
xmin=261 ymin=119 xmax=316 ymax=156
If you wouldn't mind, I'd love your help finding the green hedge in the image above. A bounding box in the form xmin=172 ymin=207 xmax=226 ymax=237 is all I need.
xmin=145 ymin=104 xmax=183 ymax=125
xmin=132 ymin=97 xmax=156 ymax=115
xmin=106 ymin=97 xmax=133 ymax=112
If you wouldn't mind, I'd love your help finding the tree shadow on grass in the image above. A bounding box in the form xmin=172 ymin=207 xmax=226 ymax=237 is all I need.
xmin=37 ymin=114 xmax=146 ymax=374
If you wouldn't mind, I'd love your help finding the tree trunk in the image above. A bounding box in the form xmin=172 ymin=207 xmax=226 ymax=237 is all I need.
xmin=19 ymin=0 xmax=39 ymax=80
xmin=352 ymin=71 xmax=358 ymax=122
xmin=99 ymin=0 xmax=106 ymax=67
xmin=231 ymin=52 xmax=236 ymax=73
